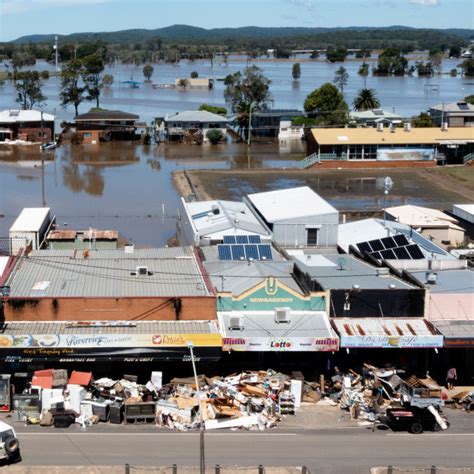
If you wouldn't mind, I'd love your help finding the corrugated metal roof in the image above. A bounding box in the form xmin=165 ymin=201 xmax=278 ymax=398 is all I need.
xmin=0 ymin=110 xmax=54 ymax=123
xmin=204 ymin=259 xmax=303 ymax=295
xmin=6 ymin=247 xmax=211 ymax=297
xmin=412 ymin=270 xmax=474 ymax=294
xmin=74 ymin=110 xmax=139 ymax=121
xmin=246 ymin=186 xmax=338 ymax=223
xmin=218 ymin=311 xmax=335 ymax=338
xmin=310 ymin=127 xmax=474 ymax=146
xmin=386 ymin=205 xmax=463 ymax=230
xmin=332 ymin=318 xmax=438 ymax=337
xmin=289 ymin=252 xmax=414 ymax=290
xmin=47 ymin=230 xmax=77 ymax=240
xmin=9 ymin=208 xmax=50 ymax=233
xmin=430 ymin=102 xmax=474 ymax=113
xmin=0 ymin=320 xmax=218 ymax=335
xmin=429 ymin=319 xmax=474 ymax=338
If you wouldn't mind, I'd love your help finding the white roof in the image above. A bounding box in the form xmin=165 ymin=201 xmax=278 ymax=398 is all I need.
xmin=453 ymin=204 xmax=474 ymax=216
xmin=0 ymin=256 xmax=9 ymax=277
xmin=386 ymin=205 xmax=463 ymax=230
xmin=166 ymin=110 xmax=229 ymax=123
xmin=246 ymin=186 xmax=338 ymax=222
xmin=0 ymin=109 xmax=55 ymax=123
xmin=9 ymin=208 xmax=50 ymax=233
xmin=183 ymin=199 xmax=270 ymax=238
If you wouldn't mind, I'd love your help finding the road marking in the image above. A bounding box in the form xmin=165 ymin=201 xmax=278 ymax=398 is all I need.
xmin=18 ymin=432 xmax=299 ymax=437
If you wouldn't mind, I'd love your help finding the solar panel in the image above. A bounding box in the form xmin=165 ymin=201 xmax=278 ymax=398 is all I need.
xmin=245 ymin=244 xmax=259 ymax=260
xmin=393 ymin=246 xmax=411 ymax=259
xmin=368 ymin=239 xmax=384 ymax=251
xmin=248 ymin=235 xmax=262 ymax=244
xmin=380 ymin=249 xmax=396 ymax=259
xmin=371 ymin=251 xmax=382 ymax=260
xmin=258 ymin=244 xmax=273 ymax=260
xmin=398 ymin=229 xmax=444 ymax=255
xmin=381 ymin=236 xmax=397 ymax=249
xmin=406 ymin=244 xmax=425 ymax=260
xmin=357 ymin=242 xmax=372 ymax=253
xmin=231 ymin=244 xmax=245 ymax=260
xmin=236 ymin=235 xmax=249 ymax=244
xmin=393 ymin=234 xmax=410 ymax=247
xmin=218 ymin=245 xmax=232 ymax=261
xmin=223 ymin=235 xmax=236 ymax=244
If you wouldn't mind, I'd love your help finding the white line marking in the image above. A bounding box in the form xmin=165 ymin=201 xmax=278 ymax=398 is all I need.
xmin=18 ymin=432 xmax=299 ymax=437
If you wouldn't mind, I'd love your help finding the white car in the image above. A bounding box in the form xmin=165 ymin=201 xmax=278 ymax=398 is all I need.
xmin=0 ymin=421 xmax=21 ymax=463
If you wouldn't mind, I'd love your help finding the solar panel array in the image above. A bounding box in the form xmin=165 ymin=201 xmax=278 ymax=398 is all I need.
xmin=223 ymin=235 xmax=262 ymax=244
xmin=218 ymin=243 xmax=273 ymax=261
xmin=356 ymin=234 xmax=425 ymax=261
xmin=396 ymin=228 xmax=444 ymax=255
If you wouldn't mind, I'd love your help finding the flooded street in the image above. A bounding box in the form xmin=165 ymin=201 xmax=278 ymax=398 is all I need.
xmin=0 ymin=142 xmax=305 ymax=246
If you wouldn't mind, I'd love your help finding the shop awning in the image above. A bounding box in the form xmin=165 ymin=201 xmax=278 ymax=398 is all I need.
xmin=218 ymin=310 xmax=339 ymax=352
xmin=0 ymin=321 xmax=222 ymax=362
xmin=331 ymin=318 xmax=443 ymax=348
xmin=429 ymin=320 xmax=474 ymax=348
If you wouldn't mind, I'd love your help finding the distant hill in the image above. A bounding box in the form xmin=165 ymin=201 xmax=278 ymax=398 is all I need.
xmin=11 ymin=24 xmax=473 ymax=44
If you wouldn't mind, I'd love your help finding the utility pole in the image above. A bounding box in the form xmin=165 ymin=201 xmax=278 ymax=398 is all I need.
xmin=247 ymin=101 xmax=257 ymax=146
xmin=187 ymin=342 xmax=205 ymax=474
xmin=54 ymin=36 xmax=59 ymax=73
xmin=40 ymin=111 xmax=46 ymax=207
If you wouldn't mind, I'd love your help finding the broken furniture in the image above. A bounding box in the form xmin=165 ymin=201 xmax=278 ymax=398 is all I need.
xmin=124 ymin=401 xmax=156 ymax=424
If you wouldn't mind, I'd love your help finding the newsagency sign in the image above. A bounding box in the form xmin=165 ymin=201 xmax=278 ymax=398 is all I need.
xmin=0 ymin=333 xmax=222 ymax=362
xmin=222 ymin=337 xmax=339 ymax=352
xmin=339 ymin=335 xmax=443 ymax=349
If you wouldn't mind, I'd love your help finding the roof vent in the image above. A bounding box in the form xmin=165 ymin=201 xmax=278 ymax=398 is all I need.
xmin=229 ymin=316 xmax=244 ymax=331
xmin=388 ymin=283 xmax=396 ymax=289
xmin=376 ymin=267 xmax=390 ymax=277
xmin=377 ymin=123 xmax=384 ymax=132
xmin=133 ymin=266 xmax=150 ymax=276
xmin=9 ymin=110 xmax=20 ymax=117
xmin=275 ymin=307 xmax=291 ymax=324
xmin=352 ymin=284 xmax=360 ymax=291
xmin=426 ymin=271 xmax=437 ymax=285
xmin=403 ymin=122 xmax=411 ymax=132
xmin=211 ymin=204 xmax=220 ymax=215
xmin=124 ymin=244 xmax=135 ymax=254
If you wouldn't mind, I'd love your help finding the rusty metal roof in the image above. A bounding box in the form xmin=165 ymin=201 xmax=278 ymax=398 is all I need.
xmin=332 ymin=318 xmax=439 ymax=337
xmin=47 ymin=230 xmax=77 ymax=240
xmin=83 ymin=229 xmax=118 ymax=240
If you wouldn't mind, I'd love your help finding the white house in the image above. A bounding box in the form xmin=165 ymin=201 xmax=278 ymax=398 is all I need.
xmin=165 ymin=110 xmax=229 ymax=142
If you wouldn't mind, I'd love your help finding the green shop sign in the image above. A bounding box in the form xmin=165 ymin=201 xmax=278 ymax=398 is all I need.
xmin=217 ymin=277 xmax=325 ymax=311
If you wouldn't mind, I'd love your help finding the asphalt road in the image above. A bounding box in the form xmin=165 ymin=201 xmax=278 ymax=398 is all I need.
xmin=12 ymin=428 xmax=474 ymax=474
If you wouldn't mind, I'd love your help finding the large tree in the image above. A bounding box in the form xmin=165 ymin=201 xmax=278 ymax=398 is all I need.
xmin=15 ymin=71 xmax=46 ymax=110
xmin=81 ymin=53 xmax=105 ymax=108
xmin=352 ymin=88 xmax=380 ymax=111
xmin=60 ymin=59 xmax=85 ymax=116
xmin=333 ymin=66 xmax=349 ymax=93
xmin=358 ymin=62 xmax=369 ymax=88
xmin=224 ymin=65 xmax=272 ymax=137
xmin=143 ymin=64 xmax=154 ymax=81
xmin=412 ymin=112 xmax=434 ymax=128
xmin=304 ymin=82 xmax=348 ymax=126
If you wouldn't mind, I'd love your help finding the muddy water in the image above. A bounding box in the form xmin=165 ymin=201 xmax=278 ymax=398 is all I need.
xmin=0 ymin=142 xmax=305 ymax=246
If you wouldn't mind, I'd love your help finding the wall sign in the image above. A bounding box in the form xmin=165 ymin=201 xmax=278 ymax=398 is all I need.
xmin=222 ymin=336 xmax=339 ymax=352
xmin=339 ymin=335 xmax=443 ymax=348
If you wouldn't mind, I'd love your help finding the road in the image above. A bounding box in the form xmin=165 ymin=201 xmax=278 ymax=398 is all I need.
xmin=12 ymin=428 xmax=474 ymax=473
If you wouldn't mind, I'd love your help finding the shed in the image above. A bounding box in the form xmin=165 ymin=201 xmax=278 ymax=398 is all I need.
xmin=244 ymin=186 xmax=339 ymax=248
xmin=9 ymin=208 xmax=52 ymax=255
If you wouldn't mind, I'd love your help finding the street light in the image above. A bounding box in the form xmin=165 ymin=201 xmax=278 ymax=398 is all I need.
xmin=383 ymin=176 xmax=393 ymax=229
xmin=247 ymin=101 xmax=257 ymax=146
xmin=187 ymin=341 xmax=205 ymax=474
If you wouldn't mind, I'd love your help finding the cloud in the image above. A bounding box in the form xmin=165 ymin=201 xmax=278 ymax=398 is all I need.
xmin=409 ymin=0 xmax=439 ymax=5
xmin=287 ymin=0 xmax=314 ymax=11
xmin=1 ymin=0 xmax=113 ymax=15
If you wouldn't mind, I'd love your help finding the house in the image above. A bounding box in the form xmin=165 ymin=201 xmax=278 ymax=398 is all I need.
xmin=278 ymin=120 xmax=304 ymax=141
xmin=306 ymin=126 xmax=474 ymax=166
xmin=429 ymin=101 xmax=474 ymax=127
xmin=175 ymin=78 xmax=214 ymax=89
xmin=244 ymin=186 xmax=339 ymax=249
xmin=200 ymin=246 xmax=338 ymax=353
xmin=164 ymin=110 xmax=229 ymax=142
xmin=385 ymin=204 xmax=465 ymax=248
xmin=0 ymin=109 xmax=55 ymax=143
xmin=349 ymin=109 xmax=402 ymax=127
xmin=1 ymin=246 xmax=215 ymax=322
xmin=73 ymin=110 xmax=140 ymax=144
xmin=178 ymin=198 xmax=271 ymax=247
xmin=251 ymin=109 xmax=304 ymax=138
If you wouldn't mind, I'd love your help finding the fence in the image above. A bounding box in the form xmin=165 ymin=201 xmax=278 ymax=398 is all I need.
xmin=298 ymin=152 xmax=345 ymax=168
xmin=125 ymin=466 xmax=310 ymax=474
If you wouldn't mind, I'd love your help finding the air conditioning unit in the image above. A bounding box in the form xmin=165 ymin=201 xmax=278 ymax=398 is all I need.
xmin=441 ymin=122 xmax=448 ymax=131
xmin=275 ymin=307 xmax=291 ymax=324
xmin=229 ymin=316 xmax=244 ymax=331
xmin=376 ymin=123 xmax=384 ymax=132
xmin=403 ymin=122 xmax=412 ymax=132
xmin=136 ymin=266 xmax=148 ymax=276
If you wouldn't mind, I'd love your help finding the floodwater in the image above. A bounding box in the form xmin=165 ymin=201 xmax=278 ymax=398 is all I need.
xmin=0 ymin=142 xmax=305 ymax=246
xmin=1 ymin=55 xmax=472 ymax=246
xmin=0 ymin=56 xmax=472 ymax=123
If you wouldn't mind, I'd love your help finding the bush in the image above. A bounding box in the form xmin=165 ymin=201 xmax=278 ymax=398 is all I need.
xmin=40 ymin=70 xmax=50 ymax=80
xmin=206 ymin=128 xmax=224 ymax=144
xmin=199 ymin=104 xmax=227 ymax=116
xmin=190 ymin=71 xmax=198 ymax=79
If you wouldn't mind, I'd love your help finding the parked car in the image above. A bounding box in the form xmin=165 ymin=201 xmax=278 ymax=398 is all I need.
xmin=0 ymin=421 xmax=21 ymax=463
xmin=379 ymin=407 xmax=449 ymax=434
xmin=40 ymin=142 xmax=56 ymax=151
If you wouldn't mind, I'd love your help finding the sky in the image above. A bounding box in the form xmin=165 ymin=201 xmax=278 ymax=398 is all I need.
xmin=0 ymin=0 xmax=473 ymax=42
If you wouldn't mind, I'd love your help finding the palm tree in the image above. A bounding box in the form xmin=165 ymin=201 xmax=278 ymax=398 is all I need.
xmin=352 ymin=88 xmax=381 ymax=111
